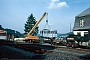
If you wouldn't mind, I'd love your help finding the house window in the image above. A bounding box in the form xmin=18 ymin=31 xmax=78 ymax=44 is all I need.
xmin=84 ymin=32 xmax=88 ymax=37
xmin=84 ymin=32 xmax=89 ymax=40
xmin=80 ymin=18 xmax=84 ymax=27
xmin=77 ymin=32 xmax=81 ymax=36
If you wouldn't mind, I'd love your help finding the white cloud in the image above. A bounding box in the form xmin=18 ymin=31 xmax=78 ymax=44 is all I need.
xmin=48 ymin=0 xmax=68 ymax=9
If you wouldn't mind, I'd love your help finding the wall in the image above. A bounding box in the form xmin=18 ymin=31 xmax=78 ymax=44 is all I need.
xmin=73 ymin=31 xmax=88 ymax=36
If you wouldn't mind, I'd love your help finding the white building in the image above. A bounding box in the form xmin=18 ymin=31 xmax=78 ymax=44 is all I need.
xmin=40 ymin=29 xmax=57 ymax=38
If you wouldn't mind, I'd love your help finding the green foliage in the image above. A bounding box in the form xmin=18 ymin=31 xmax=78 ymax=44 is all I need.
xmin=24 ymin=13 xmax=39 ymax=36
xmin=5 ymin=29 xmax=22 ymax=38
xmin=15 ymin=31 xmax=23 ymax=38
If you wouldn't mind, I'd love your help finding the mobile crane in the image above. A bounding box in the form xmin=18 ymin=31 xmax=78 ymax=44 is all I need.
xmin=23 ymin=12 xmax=48 ymax=42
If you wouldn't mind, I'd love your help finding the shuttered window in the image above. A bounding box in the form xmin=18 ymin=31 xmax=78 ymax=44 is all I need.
xmin=80 ymin=18 xmax=84 ymax=27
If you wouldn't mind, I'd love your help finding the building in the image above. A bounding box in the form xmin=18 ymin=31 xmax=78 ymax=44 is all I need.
xmin=73 ymin=7 xmax=90 ymax=42
xmin=40 ymin=29 xmax=57 ymax=38
xmin=0 ymin=25 xmax=7 ymax=40
xmin=40 ymin=20 xmax=57 ymax=39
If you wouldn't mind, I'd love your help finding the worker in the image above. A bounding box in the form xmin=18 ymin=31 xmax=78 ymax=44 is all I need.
xmin=50 ymin=38 xmax=53 ymax=45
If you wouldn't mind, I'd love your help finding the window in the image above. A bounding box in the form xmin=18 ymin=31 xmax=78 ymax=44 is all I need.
xmin=80 ymin=18 xmax=84 ymax=27
xmin=84 ymin=32 xmax=88 ymax=35
xmin=84 ymin=32 xmax=89 ymax=40
xmin=55 ymin=31 xmax=57 ymax=34
xmin=40 ymin=31 xmax=41 ymax=33
xmin=0 ymin=33 xmax=6 ymax=36
xmin=47 ymin=31 xmax=50 ymax=34
xmin=44 ymin=31 xmax=46 ymax=34
xmin=77 ymin=32 xmax=81 ymax=36
xmin=51 ymin=31 xmax=54 ymax=34
xmin=84 ymin=32 xmax=88 ymax=37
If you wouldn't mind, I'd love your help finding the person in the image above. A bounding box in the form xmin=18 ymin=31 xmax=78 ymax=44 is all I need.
xmin=51 ymin=38 xmax=53 ymax=45
xmin=51 ymin=37 xmax=55 ymax=45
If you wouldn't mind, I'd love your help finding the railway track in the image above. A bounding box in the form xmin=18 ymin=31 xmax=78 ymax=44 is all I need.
xmin=0 ymin=40 xmax=90 ymax=59
xmin=0 ymin=40 xmax=90 ymax=53
xmin=9 ymin=43 xmax=55 ymax=54
xmin=0 ymin=40 xmax=55 ymax=54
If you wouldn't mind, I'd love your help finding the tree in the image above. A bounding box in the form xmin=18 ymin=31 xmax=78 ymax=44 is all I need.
xmin=15 ymin=31 xmax=23 ymax=38
xmin=24 ymin=13 xmax=39 ymax=36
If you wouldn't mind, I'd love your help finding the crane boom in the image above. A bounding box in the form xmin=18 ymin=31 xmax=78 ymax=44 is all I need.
xmin=27 ymin=12 xmax=47 ymax=36
xmin=23 ymin=12 xmax=48 ymax=41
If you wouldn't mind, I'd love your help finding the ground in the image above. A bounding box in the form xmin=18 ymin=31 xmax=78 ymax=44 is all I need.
xmin=0 ymin=45 xmax=90 ymax=60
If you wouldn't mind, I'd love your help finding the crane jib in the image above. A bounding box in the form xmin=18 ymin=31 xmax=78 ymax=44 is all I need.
xmin=24 ymin=12 xmax=48 ymax=41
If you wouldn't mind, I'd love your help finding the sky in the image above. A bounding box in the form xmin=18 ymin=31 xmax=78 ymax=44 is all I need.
xmin=0 ymin=0 xmax=90 ymax=34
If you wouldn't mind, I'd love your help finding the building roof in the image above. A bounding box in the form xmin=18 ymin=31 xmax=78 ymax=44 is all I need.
xmin=41 ymin=29 xmax=57 ymax=31
xmin=76 ymin=7 xmax=90 ymax=17
xmin=73 ymin=7 xmax=90 ymax=30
